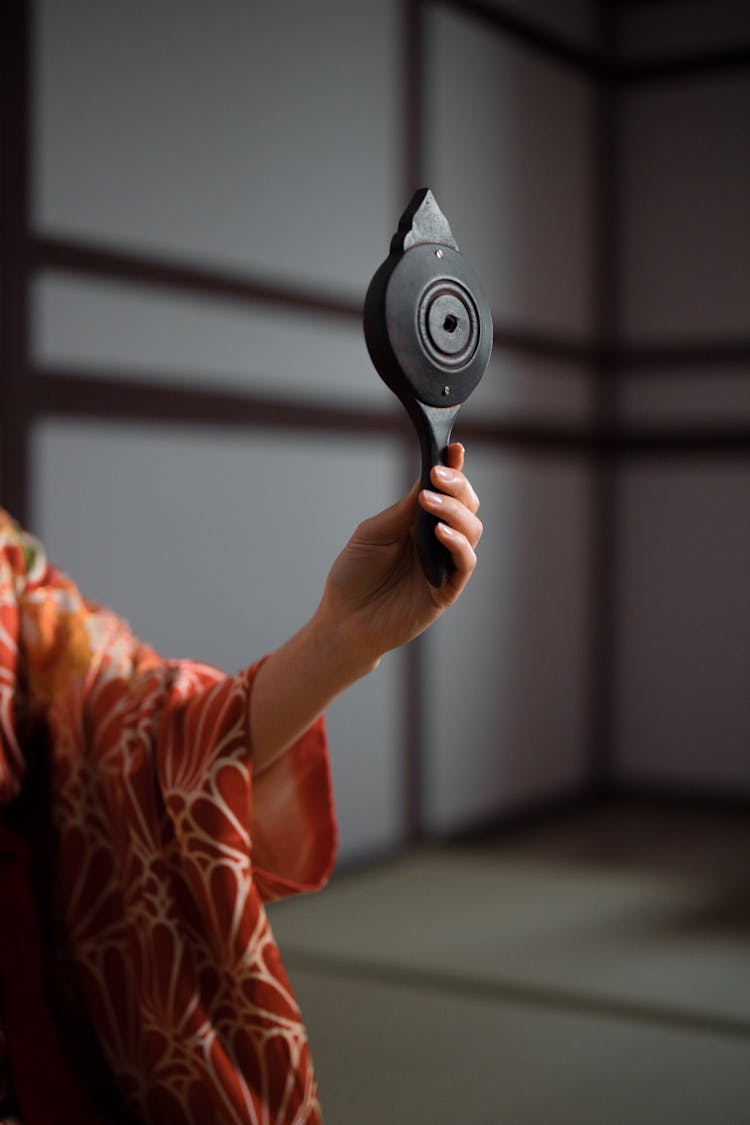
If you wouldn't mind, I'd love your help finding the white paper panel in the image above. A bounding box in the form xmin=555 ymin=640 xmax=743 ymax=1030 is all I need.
xmin=621 ymin=77 xmax=750 ymax=342
xmin=33 ymin=273 xmax=395 ymax=409
xmin=31 ymin=419 xmax=406 ymax=861
xmin=618 ymin=0 xmax=750 ymax=61
xmin=483 ymin=0 xmax=595 ymax=48
xmin=619 ymin=369 xmax=750 ymax=428
xmin=614 ymin=463 xmax=750 ymax=791
xmin=461 ymin=353 xmax=594 ymax=427
xmin=425 ymin=6 xmax=594 ymax=337
xmin=424 ymin=450 xmax=592 ymax=833
xmin=34 ymin=0 xmax=400 ymax=295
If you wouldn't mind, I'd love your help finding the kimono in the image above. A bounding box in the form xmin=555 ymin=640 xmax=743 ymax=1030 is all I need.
xmin=0 ymin=509 xmax=336 ymax=1124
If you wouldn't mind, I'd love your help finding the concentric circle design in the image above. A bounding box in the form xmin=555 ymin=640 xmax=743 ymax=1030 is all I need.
xmin=418 ymin=279 xmax=480 ymax=370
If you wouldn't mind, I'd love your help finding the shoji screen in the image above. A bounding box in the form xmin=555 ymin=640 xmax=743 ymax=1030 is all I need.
xmin=613 ymin=2 xmax=750 ymax=793
xmin=12 ymin=0 xmax=675 ymax=853
xmin=23 ymin=0 xmax=607 ymax=850
xmin=29 ymin=0 xmax=408 ymax=862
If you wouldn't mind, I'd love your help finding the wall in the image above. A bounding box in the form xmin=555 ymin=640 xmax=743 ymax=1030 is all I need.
xmin=612 ymin=0 xmax=750 ymax=794
xmin=9 ymin=0 xmax=746 ymax=864
xmin=419 ymin=2 xmax=596 ymax=831
xmin=29 ymin=0 xmax=408 ymax=862
xmin=12 ymin=0 xmax=600 ymax=859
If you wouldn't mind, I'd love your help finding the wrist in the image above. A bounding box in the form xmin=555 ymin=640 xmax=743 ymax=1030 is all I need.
xmin=249 ymin=608 xmax=379 ymax=777
xmin=309 ymin=601 xmax=381 ymax=686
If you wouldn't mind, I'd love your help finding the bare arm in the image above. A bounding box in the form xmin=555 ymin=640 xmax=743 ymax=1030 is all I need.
xmin=249 ymin=443 xmax=482 ymax=776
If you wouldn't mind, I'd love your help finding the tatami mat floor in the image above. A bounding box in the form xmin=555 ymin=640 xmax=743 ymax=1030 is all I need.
xmin=268 ymin=802 xmax=750 ymax=1125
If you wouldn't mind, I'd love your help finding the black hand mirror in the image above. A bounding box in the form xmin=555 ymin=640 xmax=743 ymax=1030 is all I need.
xmin=363 ymin=188 xmax=493 ymax=586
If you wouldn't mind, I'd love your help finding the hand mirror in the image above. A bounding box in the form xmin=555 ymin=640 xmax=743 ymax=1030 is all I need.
xmin=363 ymin=188 xmax=493 ymax=586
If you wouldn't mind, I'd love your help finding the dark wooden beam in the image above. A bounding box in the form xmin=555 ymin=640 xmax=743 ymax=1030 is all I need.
xmin=0 ymin=0 xmax=31 ymax=523
xmin=619 ymin=44 xmax=750 ymax=83
xmin=403 ymin=0 xmax=427 ymax=846
xmin=588 ymin=0 xmax=620 ymax=796
xmin=30 ymin=368 xmax=602 ymax=453
xmin=494 ymin=327 xmax=594 ymax=365
xmin=616 ymin=428 xmax=750 ymax=457
xmin=30 ymin=371 xmax=405 ymax=437
xmin=404 ymin=0 xmax=425 ymax=201
xmin=29 ymin=235 xmax=363 ymax=324
xmin=618 ymin=341 xmax=750 ymax=371
xmin=435 ymin=0 xmax=602 ymax=78
xmin=438 ymin=0 xmax=750 ymax=86
xmin=32 ymin=368 xmax=749 ymax=454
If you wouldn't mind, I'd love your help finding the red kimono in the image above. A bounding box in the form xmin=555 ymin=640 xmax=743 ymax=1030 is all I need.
xmin=0 ymin=509 xmax=336 ymax=1123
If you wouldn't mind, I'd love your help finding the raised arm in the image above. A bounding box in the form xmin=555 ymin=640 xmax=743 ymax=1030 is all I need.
xmin=249 ymin=442 xmax=482 ymax=776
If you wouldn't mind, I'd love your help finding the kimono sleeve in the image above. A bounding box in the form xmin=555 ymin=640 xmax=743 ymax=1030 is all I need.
xmin=250 ymin=711 xmax=337 ymax=901
xmin=155 ymin=658 xmax=337 ymax=900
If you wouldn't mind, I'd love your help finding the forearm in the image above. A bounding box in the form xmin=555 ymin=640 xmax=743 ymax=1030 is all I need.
xmin=249 ymin=609 xmax=378 ymax=777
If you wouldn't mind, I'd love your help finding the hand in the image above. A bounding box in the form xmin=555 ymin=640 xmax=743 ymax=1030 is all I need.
xmin=315 ymin=443 xmax=482 ymax=669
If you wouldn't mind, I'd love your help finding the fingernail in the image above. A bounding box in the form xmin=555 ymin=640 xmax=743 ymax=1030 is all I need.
xmin=434 ymin=466 xmax=453 ymax=483
xmin=425 ymin=490 xmax=444 ymax=505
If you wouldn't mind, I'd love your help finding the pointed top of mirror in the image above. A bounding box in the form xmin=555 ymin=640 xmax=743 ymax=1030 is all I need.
xmin=389 ymin=188 xmax=460 ymax=255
